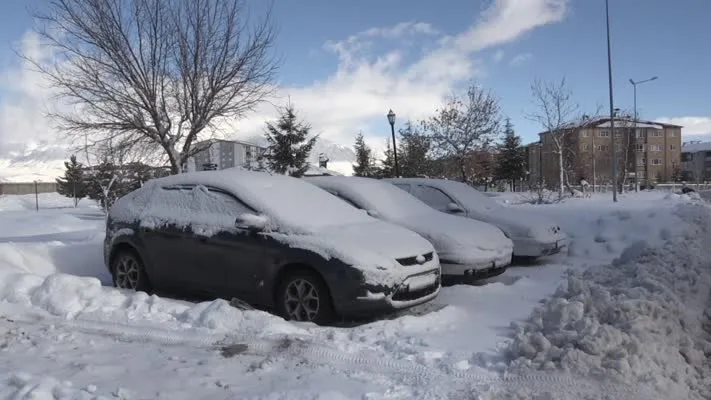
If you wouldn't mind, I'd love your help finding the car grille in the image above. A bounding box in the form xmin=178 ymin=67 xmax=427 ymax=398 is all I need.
xmin=396 ymin=252 xmax=434 ymax=266
xmin=392 ymin=277 xmax=440 ymax=301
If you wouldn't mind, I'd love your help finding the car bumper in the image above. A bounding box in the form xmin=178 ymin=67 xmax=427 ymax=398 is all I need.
xmin=513 ymin=237 xmax=567 ymax=257
xmin=439 ymin=252 xmax=512 ymax=277
xmin=336 ymin=269 xmax=441 ymax=318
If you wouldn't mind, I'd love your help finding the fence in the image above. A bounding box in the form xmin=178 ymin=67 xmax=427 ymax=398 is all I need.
xmin=0 ymin=182 xmax=58 ymax=196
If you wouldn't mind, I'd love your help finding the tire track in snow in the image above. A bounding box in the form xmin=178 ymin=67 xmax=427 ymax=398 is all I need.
xmin=2 ymin=312 xmax=657 ymax=399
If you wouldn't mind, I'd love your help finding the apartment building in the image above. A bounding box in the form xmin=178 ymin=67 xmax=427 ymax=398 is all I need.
xmin=681 ymin=141 xmax=711 ymax=183
xmin=186 ymin=139 xmax=266 ymax=172
xmin=528 ymin=116 xmax=682 ymax=189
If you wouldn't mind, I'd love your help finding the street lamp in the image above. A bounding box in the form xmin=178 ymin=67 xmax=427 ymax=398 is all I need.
xmin=605 ymin=0 xmax=617 ymax=202
xmin=629 ymin=76 xmax=658 ymax=191
xmin=387 ymin=109 xmax=400 ymax=177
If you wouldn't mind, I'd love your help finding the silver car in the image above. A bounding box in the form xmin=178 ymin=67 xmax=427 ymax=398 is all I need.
xmin=386 ymin=178 xmax=568 ymax=258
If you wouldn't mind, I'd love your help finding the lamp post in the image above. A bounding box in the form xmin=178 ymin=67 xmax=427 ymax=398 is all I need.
xmin=387 ymin=109 xmax=400 ymax=177
xmin=605 ymin=0 xmax=617 ymax=202
xmin=629 ymin=76 xmax=658 ymax=191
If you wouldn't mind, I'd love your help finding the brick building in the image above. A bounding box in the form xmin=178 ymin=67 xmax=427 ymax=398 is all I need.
xmin=526 ymin=116 xmax=682 ymax=189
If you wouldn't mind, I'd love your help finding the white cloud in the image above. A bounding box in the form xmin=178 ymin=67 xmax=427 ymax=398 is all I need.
xmin=0 ymin=0 xmax=570 ymax=175
xmin=493 ymin=49 xmax=505 ymax=63
xmin=655 ymin=117 xmax=711 ymax=135
xmin=509 ymin=53 xmax=533 ymax=66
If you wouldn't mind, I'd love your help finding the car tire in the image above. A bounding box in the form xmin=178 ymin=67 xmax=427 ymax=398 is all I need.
xmin=275 ymin=269 xmax=334 ymax=325
xmin=111 ymin=249 xmax=152 ymax=293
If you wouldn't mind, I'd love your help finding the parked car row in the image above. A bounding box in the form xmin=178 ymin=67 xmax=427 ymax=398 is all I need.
xmin=104 ymin=168 xmax=567 ymax=325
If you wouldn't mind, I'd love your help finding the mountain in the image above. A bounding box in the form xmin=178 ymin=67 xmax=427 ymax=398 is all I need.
xmin=0 ymin=135 xmax=358 ymax=183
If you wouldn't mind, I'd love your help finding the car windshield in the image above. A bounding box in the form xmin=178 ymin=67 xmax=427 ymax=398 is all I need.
xmin=314 ymin=178 xmax=436 ymax=220
xmin=438 ymin=181 xmax=503 ymax=212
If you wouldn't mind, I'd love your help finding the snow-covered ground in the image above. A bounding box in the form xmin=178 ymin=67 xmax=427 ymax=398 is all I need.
xmin=0 ymin=191 xmax=709 ymax=399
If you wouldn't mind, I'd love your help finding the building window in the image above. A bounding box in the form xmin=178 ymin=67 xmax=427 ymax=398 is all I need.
xmin=649 ymin=145 xmax=663 ymax=152
xmin=597 ymin=144 xmax=609 ymax=151
xmin=582 ymin=144 xmax=589 ymax=151
xmin=670 ymin=144 xmax=677 ymax=150
xmin=651 ymin=159 xmax=662 ymax=166
xmin=581 ymin=131 xmax=589 ymax=138
xmin=638 ymin=157 xmax=646 ymax=166
xmin=599 ymin=130 xmax=610 ymax=137
xmin=669 ymin=130 xmax=678 ymax=137
xmin=636 ymin=144 xmax=645 ymax=152
xmin=635 ymin=129 xmax=644 ymax=138
xmin=650 ymin=130 xmax=663 ymax=137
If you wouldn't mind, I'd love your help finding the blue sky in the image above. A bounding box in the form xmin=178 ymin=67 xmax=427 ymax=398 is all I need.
xmin=0 ymin=0 xmax=709 ymax=160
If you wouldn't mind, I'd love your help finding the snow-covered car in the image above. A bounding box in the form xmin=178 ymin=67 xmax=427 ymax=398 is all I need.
xmin=104 ymin=169 xmax=441 ymax=325
xmin=304 ymin=176 xmax=514 ymax=282
xmin=386 ymin=178 xmax=568 ymax=258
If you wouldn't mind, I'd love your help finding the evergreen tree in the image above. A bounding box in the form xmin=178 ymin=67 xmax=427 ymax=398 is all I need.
xmin=398 ymin=121 xmax=432 ymax=178
xmin=264 ymin=103 xmax=318 ymax=177
xmin=495 ymin=118 xmax=526 ymax=190
xmin=86 ymin=161 xmax=121 ymax=210
xmin=376 ymin=138 xmax=395 ymax=178
xmin=56 ymin=155 xmax=88 ymax=207
xmin=352 ymin=132 xmax=375 ymax=177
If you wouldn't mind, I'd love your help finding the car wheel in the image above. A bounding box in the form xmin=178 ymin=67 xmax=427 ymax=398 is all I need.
xmin=276 ymin=270 xmax=334 ymax=325
xmin=111 ymin=249 xmax=151 ymax=292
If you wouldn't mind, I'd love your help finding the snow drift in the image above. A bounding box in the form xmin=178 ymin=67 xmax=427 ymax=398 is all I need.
xmin=500 ymin=202 xmax=711 ymax=400
xmin=0 ymin=271 xmax=304 ymax=340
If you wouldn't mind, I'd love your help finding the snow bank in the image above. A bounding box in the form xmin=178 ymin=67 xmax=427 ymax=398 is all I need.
xmin=0 ymin=271 xmax=304 ymax=339
xmin=0 ymin=372 xmax=110 ymax=400
xmin=494 ymin=191 xmax=698 ymax=265
xmin=502 ymin=202 xmax=711 ymax=399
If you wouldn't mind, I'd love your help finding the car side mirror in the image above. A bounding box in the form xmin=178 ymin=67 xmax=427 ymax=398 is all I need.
xmin=235 ymin=213 xmax=269 ymax=232
xmin=366 ymin=209 xmax=380 ymax=218
xmin=446 ymin=202 xmax=464 ymax=213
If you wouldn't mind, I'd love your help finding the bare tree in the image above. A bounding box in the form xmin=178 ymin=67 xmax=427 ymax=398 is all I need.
xmin=423 ymin=83 xmax=501 ymax=182
xmin=527 ymin=78 xmax=580 ymax=199
xmin=30 ymin=0 xmax=278 ymax=174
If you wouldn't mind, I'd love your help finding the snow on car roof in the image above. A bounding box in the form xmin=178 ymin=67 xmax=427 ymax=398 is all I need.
xmin=304 ymin=176 xmax=436 ymax=219
xmin=147 ymin=169 xmax=373 ymax=233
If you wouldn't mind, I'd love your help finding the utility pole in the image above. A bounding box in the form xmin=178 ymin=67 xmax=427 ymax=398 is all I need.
xmin=605 ymin=0 xmax=617 ymax=202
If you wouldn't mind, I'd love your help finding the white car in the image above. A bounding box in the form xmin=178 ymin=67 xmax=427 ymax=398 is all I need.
xmin=386 ymin=178 xmax=568 ymax=258
xmin=304 ymin=176 xmax=514 ymax=282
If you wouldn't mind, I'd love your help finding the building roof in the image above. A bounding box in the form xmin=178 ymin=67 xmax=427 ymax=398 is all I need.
xmin=682 ymin=141 xmax=711 ymax=153
xmin=539 ymin=116 xmax=682 ymax=135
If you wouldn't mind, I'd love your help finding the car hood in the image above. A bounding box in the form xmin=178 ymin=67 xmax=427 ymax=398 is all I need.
xmin=466 ymin=207 xmax=566 ymax=241
xmin=316 ymin=220 xmax=436 ymax=260
xmin=388 ymin=211 xmax=513 ymax=263
xmin=265 ymin=219 xmax=437 ymax=287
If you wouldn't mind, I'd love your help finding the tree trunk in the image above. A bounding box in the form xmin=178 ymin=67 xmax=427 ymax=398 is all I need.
xmin=557 ymin=150 xmax=564 ymax=199
xmin=459 ymin=159 xmax=467 ymax=183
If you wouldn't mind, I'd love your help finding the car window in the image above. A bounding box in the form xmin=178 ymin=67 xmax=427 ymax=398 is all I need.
xmin=141 ymin=186 xmax=195 ymax=230
xmin=414 ymin=185 xmax=455 ymax=211
xmin=196 ymin=188 xmax=254 ymax=217
xmin=392 ymin=183 xmax=411 ymax=193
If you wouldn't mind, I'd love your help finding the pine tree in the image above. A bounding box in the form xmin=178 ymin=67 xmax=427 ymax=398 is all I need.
xmin=398 ymin=121 xmax=432 ymax=178
xmin=264 ymin=103 xmax=318 ymax=177
xmin=376 ymin=138 xmax=395 ymax=178
xmin=56 ymin=155 xmax=88 ymax=207
xmin=86 ymin=161 xmax=120 ymax=210
xmin=352 ymin=132 xmax=375 ymax=177
xmin=495 ymin=118 xmax=526 ymax=191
